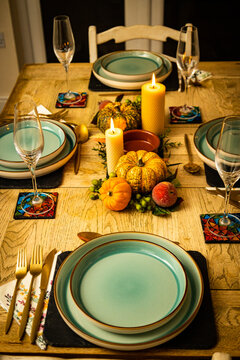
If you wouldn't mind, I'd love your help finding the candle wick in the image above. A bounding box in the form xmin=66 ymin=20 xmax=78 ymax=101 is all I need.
xmin=111 ymin=129 xmax=115 ymax=134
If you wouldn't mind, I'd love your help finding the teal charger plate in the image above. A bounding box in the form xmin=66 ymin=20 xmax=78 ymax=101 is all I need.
xmin=54 ymin=232 xmax=203 ymax=351
xmin=70 ymin=239 xmax=187 ymax=334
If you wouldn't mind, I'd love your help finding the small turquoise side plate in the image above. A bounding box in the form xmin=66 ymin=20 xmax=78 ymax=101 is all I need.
xmin=70 ymin=239 xmax=187 ymax=334
xmin=100 ymin=50 xmax=163 ymax=81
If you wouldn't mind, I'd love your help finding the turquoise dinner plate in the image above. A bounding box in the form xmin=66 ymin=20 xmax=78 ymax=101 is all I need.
xmin=93 ymin=53 xmax=172 ymax=90
xmin=54 ymin=232 xmax=203 ymax=351
xmin=0 ymin=120 xmax=77 ymax=179
xmin=193 ymin=117 xmax=225 ymax=170
xmin=100 ymin=50 xmax=163 ymax=81
xmin=0 ymin=120 xmax=66 ymax=169
xmin=70 ymin=239 xmax=187 ymax=334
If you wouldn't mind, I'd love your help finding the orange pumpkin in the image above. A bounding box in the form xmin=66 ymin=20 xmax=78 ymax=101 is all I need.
xmin=99 ymin=177 xmax=132 ymax=211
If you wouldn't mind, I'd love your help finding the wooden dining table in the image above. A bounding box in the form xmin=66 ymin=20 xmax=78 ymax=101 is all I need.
xmin=0 ymin=61 xmax=239 ymax=359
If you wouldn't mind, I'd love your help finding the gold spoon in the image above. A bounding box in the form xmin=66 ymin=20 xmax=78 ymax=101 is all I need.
xmin=183 ymin=134 xmax=201 ymax=174
xmin=74 ymin=124 xmax=89 ymax=174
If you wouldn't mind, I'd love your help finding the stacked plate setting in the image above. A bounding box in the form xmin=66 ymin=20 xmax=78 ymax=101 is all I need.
xmin=193 ymin=117 xmax=228 ymax=170
xmin=0 ymin=119 xmax=77 ymax=179
xmin=54 ymin=232 xmax=204 ymax=351
xmin=93 ymin=50 xmax=172 ymax=90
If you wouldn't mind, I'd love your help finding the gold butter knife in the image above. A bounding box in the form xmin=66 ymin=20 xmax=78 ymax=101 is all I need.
xmin=30 ymin=249 xmax=57 ymax=344
xmin=206 ymin=187 xmax=240 ymax=209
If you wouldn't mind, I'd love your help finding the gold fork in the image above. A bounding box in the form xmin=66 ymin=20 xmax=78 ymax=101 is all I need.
xmin=0 ymin=109 xmax=68 ymax=122
xmin=5 ymin=249 xmax=27 ymax=334
xmin=18 ymin=245 xmax=43 ymax=340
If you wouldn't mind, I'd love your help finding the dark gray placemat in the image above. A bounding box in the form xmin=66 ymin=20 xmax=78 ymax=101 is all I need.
xmin=0 ymin=167 xmax=63 ymax=189
xmin=43 ymin=250 xmax=217 ymax=349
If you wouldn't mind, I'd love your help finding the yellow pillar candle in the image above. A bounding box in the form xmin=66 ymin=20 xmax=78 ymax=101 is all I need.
xmin=105 ymin=118 xmax=124 ymax=175
xmin=141 ymin=73 xmax=166 ymax=135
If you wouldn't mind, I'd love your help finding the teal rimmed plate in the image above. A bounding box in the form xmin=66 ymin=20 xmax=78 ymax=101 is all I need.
xmin=54 ymin=232 xmax=203 ymax=351
xmin=93 ymin=53 xmax=172 ymax=90
xmin=70 ymin=239 xmax=187 ymax=334
xmin=193 ymin=117 xmax=225 ymax=170
xmin=100 ymin=50 xmax=163 ymax=81
xmin=0 ymin=120 xmax=76 ymax=179
xmin=0 ymin=120 xmax=66 ymax=169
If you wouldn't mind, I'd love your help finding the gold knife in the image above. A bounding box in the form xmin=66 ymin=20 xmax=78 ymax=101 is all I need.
xmin=30 ymin=249 xmax=57 ymax=344
xmin=206 ymin=187 xmax=240 ymax=209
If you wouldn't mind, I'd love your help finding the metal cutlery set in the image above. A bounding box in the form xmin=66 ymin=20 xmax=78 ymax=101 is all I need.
xmin=5 ymin=246 xmax=56 ymax=344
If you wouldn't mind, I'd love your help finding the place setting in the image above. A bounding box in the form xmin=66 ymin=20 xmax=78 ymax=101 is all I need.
xmin=0 ymin=232 xmax=217 ymax=352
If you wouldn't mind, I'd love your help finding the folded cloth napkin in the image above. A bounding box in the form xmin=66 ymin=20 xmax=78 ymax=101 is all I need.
xmin=0 ymin=251 xmax=61 ymax=350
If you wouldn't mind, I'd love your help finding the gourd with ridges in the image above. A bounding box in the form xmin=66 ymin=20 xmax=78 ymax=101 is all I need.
xmin=97 ymin=102 xmax=140 ymax=133
xmin=115 ymin=150 xmax=167 ymax=194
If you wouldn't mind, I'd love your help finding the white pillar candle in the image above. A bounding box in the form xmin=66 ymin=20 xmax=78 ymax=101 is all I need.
xmin=105 ymin=118 xmax=124 ymax=175
xmin=141 ymin=73 xmax=166 ymax=135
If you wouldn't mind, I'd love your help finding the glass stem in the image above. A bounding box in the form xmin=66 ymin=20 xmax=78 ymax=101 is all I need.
xmin=64 ymin=64 xmax=70 ymax=94
xmin=183 ymin=75 xmax=189 ymax=111
xmin=29 ymin=165 xmax=42 ymax=205
xmin=222 ymin=184 xmax=232 ymax=225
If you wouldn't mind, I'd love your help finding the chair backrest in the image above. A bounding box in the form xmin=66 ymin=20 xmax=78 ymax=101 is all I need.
xmin=88 ymin=25 xmax=180 ymax=63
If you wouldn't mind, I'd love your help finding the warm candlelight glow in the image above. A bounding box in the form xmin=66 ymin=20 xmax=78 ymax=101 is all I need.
xmin=110 ymin=118 xmax=115 ymax=133
xmin=151 ymin=73 xmax=156 ymax=88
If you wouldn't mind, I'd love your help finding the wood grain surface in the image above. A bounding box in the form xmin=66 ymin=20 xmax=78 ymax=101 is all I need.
xmin=0 ymin=62 xmax=240 ymax=358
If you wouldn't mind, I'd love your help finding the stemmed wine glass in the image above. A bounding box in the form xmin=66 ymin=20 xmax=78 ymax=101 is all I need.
xmin=53 ymin=15 xmax=81 ymax=104
xmin=173 ymin=24 xmax=200 ymax=120
xmin=207 ymin=115 xmax=240 ymax=239
xmin=14 ymin=99 xmax=54 ymax=215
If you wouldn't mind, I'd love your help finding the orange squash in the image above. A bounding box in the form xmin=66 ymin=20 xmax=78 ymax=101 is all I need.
xmin=99 ymin=177 xmax=132 ymax=211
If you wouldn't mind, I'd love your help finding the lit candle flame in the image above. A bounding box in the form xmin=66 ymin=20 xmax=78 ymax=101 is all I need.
xmin=110 ymin=118 xmax=115 ymax=134
xmin=151 ymin=73 xmax=156 ymax=88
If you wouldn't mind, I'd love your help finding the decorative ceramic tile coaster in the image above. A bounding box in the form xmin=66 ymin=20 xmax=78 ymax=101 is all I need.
xmin=56 ymin=92 xmax=88 ymax=108
xmin=200 ymin=213 xmax=240 ymax=243
xmin=169 ymin=106 xmax=202 ymax=124
xmin=14 ymin=192 xmax=58 ymax=220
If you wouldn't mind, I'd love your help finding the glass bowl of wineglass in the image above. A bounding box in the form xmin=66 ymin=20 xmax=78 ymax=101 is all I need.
xmin=53 ymin=15 xmax=81 ymax=105
xmin=207 ymin=115 xmax=240 ymax=239
xmin=173 ymin=24 xmax=200 ymax=121
xmin=14 ymin=99 xmax=54 ymax=215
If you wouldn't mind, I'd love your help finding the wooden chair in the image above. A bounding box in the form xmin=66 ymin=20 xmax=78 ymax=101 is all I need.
xmin=88 ymin=24 xmax=180 ymax=63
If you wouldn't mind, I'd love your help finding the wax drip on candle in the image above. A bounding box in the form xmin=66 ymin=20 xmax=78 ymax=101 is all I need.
xmin=151 ymin=73 xmax=156 ymax=89
xmin=110 ymin=118 xmax=115 ymax=134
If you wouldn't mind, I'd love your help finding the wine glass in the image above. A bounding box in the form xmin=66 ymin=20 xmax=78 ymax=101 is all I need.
xmin=207 ymin=115 xmax=240 ymax=239
xmin=53 ymin=15 xmax=81 ymax=104
xmin=173 ymin=24 xmax=200 ymax=120
xmin=14 ymin=99 xmax=54 ymax=215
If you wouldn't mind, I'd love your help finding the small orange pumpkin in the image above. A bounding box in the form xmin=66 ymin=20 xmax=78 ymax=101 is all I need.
xmin=99 ymin=177 xmax=132 ymax=211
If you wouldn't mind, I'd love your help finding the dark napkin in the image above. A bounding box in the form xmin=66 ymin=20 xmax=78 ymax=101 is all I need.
xmin=204 ymin=163 xmax=240 ymax=188
xmin=43 ymin=250 xmax=217 ymax=350
xmin=88 ymin=62 xmax=179 ymax=92
xmin=0 ymin=167 xmax=63 ymax=189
